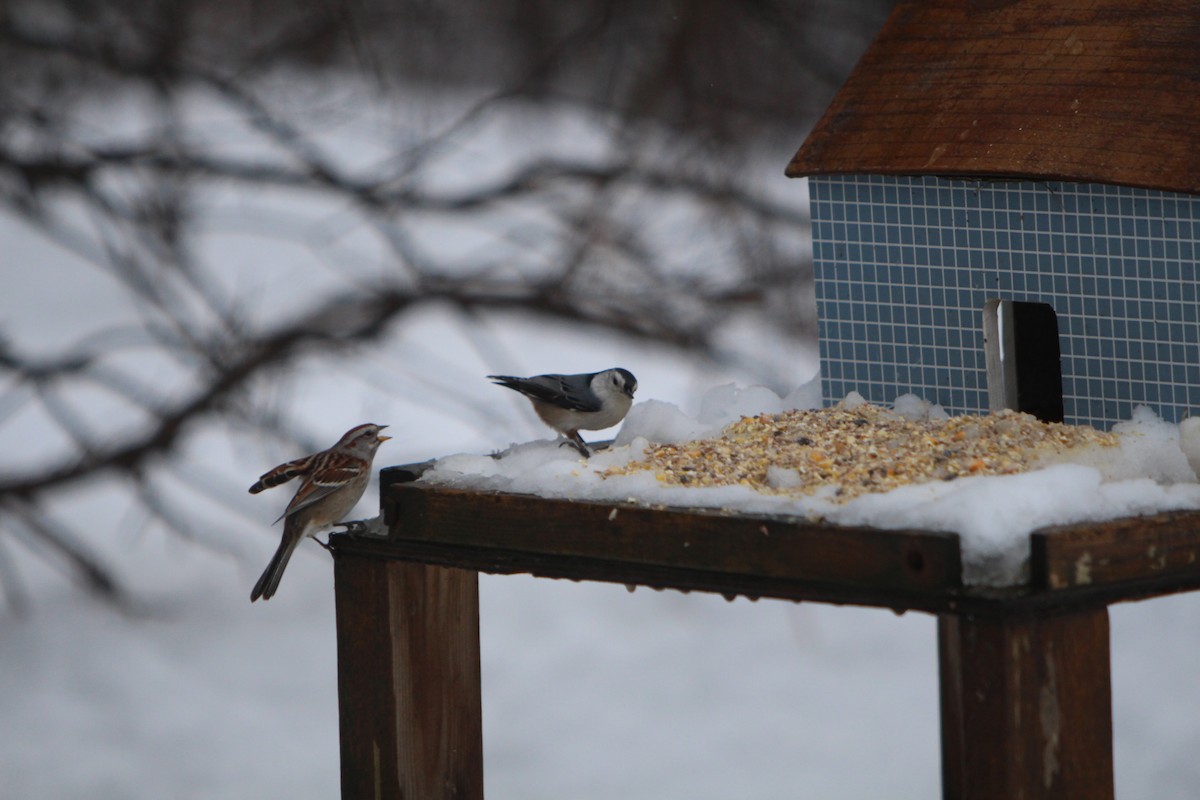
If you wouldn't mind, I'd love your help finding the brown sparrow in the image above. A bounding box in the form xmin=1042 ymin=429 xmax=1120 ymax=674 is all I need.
xmin=248 ymin=423 xmax=390 ymax=602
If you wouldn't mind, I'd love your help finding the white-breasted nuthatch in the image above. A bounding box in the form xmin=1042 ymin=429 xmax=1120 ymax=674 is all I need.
xmin=488 ymin=368 xmax=638 ymax=456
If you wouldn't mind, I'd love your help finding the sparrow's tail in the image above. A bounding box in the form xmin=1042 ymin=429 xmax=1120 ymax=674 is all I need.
xmin=250 ymin=533 xmax=300 ymax=602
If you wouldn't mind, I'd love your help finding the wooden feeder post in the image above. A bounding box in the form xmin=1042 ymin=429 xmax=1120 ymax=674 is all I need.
xmin=937 ymin=610 xmax=1114 ymax=798
xmin=333 ymin=551 xmax=483 ymax=800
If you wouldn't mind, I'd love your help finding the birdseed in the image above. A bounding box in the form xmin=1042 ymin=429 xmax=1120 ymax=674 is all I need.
xmin=606 ymin=402 xmax=1119 ymax=502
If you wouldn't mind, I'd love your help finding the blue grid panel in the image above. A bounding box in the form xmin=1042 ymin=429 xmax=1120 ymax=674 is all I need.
xmin=809 ymin=175 xmax=1200 ymax=428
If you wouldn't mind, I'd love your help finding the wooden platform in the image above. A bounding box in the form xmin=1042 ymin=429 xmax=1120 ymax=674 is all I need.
xmin=330 ymin=463 xmax=1200 ymax=799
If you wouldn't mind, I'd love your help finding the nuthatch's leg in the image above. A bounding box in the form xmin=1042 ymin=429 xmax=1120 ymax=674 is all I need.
xmin=560 ymin=431 xmax=591 ymax=458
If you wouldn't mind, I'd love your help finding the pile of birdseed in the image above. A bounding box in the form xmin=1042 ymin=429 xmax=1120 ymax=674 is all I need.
xmin=607 ymin=403 xmax=1119 ymax=502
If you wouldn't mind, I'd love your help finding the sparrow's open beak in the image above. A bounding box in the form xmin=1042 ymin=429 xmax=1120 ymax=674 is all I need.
xmin=377 ymin=425 xmax=391 ymax=442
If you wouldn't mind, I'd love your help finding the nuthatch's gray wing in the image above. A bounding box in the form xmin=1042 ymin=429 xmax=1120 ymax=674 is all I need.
xmin=488 ymin=373 xmax=602 ymax=412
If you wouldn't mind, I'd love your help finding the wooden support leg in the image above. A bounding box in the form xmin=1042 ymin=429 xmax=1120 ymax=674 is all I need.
xmin=334 ymin=553 xmax=484 ymax=800
xmin=938 ymin=609 xmax=1113 ymax=800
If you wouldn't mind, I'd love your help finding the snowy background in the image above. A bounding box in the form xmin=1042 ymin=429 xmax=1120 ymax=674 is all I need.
xmin=7 ymin=239 xmax=1200 ymax=800
xmin=3 ymin=65 xmax=1200 ymax=800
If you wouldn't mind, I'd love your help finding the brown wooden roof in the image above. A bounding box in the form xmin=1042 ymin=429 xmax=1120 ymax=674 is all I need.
xmin=786 ymin=0 xmax=1200 ymax=195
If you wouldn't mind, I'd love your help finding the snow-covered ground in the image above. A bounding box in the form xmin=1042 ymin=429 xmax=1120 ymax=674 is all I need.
xmin=3 ymin=84 xmax=1200 ymax=800
xmin=6 ymin=489 xmax=1200 ymax=800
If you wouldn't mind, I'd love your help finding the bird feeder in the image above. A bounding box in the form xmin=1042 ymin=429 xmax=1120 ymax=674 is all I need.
xmin=786 ymin=0 xmax=1200 ymax=428
xmin=329 ymin=2 xmax=1200 ymax=798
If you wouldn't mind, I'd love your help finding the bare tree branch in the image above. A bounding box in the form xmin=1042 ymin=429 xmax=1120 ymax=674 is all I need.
xmin=0 ymin=0 xmax=884 ymax=604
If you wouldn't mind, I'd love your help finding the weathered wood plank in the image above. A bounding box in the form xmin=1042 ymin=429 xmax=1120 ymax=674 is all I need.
xmin=374 ymin=480 xmax=963 ymax=613
xmin=1031 ymin=510 xmax=1200 ymax=599
xmin=334 ymin=554 xmax=483 ymax=800
xmin=938 ymin=609 xmax=1114 ymax=800
xmin=351 ymin=464 xmax=1200 ymax=614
